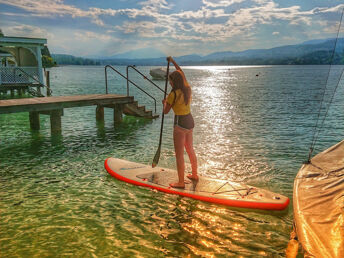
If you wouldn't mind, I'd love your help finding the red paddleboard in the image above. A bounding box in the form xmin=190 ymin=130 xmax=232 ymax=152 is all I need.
xmin=105 ymin=158 xmax=289 ymax=210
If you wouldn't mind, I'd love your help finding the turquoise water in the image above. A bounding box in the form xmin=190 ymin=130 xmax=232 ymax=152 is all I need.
xmin=1 ymin=65 xmax=343 ymax=257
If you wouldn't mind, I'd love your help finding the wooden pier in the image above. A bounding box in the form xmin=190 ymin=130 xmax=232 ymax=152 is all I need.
xmin=0 ymin=94 xmax=157 ymax=134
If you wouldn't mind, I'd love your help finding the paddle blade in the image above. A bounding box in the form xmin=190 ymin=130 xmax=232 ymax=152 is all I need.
xmin=152 ymin=146 xmax=161 ymax=168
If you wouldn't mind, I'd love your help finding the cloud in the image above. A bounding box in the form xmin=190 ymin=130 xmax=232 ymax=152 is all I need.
xmin=116 ymin=21 xmax=166 ymax=36
xmin=74 ymin=31 xmax=112 ymax=42
xmin=0 ymin=0 xmax=110 ymax=26
xmin=0 ymin=11 xmax=32 ymax=17
xmin=139 ymin=0 xmax=172 ymax=10
xmin=0 ymin=0 xmax=89 ymax=17
xmin=2 ymin=0 xmax=342 ymax=35
xmin=202 ymin=0 xmax=246 ymax=8
xmin=4 ymin=24 xmax=54 ymax=39
xmin=105 ymin=0 xmax=344 ymax=51
xmin=2 ymin=0 xmax=344 ymax=56
xmin=227 ymin=2 xmax=311 ymax=26
xmin=172 ymin=7 xmax=229 ymax=19
xmin=313 ymin=4 xmax=344 ymax=14
xmin=282 ymin=36 xmax=298 ymax=42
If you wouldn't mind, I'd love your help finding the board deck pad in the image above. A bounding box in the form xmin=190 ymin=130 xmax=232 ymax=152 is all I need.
xmin=105 ymin=158 xmax=289 ymax=210
xmin=136 ymin=171 xmax=256 ymax=196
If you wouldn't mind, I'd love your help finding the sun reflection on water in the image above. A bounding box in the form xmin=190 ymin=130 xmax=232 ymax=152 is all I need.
xmin=1 ymin=65 xmax=316 ymax=257
xmin=190 ymin=66 xmax=273 ymax=184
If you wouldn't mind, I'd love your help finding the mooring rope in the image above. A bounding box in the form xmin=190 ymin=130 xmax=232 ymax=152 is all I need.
xmin=308 ymin=8 xmax=344 ymax=162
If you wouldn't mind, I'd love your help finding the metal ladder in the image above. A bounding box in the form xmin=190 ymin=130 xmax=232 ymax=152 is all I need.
xmin=105 ymin=65 xmax=165 ymax=118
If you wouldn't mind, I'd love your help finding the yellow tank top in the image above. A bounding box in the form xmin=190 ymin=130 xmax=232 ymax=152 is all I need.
xmin=166 ymin=89 xmax=191 ymax=115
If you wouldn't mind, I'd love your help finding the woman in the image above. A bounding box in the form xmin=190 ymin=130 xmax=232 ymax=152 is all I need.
xmin=163 ymin=56 xmax=198 ymax=188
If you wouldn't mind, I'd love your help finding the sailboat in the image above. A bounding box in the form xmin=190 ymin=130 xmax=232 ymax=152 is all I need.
xmin=287 ymin=10 xmax=344 ymax=257
xmin=289 ymin=141 xmax=344 ymax=257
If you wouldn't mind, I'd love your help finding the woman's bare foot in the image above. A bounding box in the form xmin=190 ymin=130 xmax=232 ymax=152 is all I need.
xmin=187 ymin=174 xmax=199 ymax=181
xmin=169 ymin=182 xmax=185 ymax=189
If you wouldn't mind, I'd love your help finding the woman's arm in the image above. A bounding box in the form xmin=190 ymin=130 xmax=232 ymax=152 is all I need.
xmin=162 ymin=99 xmax=172 ymax=114
xmin=167 ymin=56 xmax=182 ymax=71
xmin=167 ymin=56 xmax=188 ymax=84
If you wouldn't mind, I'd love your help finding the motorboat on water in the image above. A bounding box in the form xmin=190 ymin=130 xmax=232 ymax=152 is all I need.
xmin=149 ymin=68 xmax=167 ymax=80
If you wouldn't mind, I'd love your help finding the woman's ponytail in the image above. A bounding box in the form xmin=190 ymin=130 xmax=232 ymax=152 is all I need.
xmin=169 ymin=70 xmax=191 ymax=105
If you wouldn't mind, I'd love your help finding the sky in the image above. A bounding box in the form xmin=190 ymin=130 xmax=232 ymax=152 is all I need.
xmin=0 ymin=0 xmax=343 ymax=58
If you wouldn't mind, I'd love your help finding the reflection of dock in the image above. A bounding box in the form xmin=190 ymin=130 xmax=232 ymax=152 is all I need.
xmin=0 ymin=94 xmax=157 ymax=133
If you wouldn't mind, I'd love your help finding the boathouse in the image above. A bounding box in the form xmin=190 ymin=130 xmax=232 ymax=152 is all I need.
xmin=0 ymin=33 xmax=47 ymax=95
xmin=0 ymin=32 xmax=159 ymax=134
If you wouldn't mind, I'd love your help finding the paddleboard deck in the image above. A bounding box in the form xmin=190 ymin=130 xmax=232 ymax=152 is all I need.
xmin=105 ymin=158 xmax=289 ymax=210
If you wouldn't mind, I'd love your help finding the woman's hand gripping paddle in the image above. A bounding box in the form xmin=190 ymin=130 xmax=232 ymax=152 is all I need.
xmin=152 ymin=59 xmax=170 ymax=168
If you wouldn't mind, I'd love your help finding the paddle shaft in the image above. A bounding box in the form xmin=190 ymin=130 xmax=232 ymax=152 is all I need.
xmin=152 ymin=60 xmax=170 ymax=167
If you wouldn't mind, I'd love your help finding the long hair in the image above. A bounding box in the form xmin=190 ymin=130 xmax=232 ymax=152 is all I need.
xmin=169 ymin=70 xmax=191 ymax=105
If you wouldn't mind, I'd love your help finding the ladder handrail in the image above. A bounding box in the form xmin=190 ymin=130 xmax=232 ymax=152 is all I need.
xmin=104 ymin=65 xmax=158 ymax=113
xmin=126 ymin=65 xmax=166 ymax=96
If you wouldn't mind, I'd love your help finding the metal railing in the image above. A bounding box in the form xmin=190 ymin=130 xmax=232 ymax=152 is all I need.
xmin=126 ymin=65 xmax=165 ymax=96
xmin=104 ymin=65 xmax=160 ymax=113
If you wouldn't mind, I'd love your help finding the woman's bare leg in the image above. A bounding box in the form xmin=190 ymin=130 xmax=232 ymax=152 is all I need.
xmin=185 ymin=129 xmax=198 ymax=180
xmin=170 ymin=126 xmax=186 ymax=188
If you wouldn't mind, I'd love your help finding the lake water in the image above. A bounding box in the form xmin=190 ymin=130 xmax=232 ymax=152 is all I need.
xmin=1 ymin=65 xmax=343 ymax=257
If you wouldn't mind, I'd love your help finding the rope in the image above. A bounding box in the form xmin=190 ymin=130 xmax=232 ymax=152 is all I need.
xmin=312 ymin=70 xmax=344 ymax=147
xmin=212 ymin=181 xmax=250 ymax=197
xmin=308 ymin=8 xmax=344 ymax=162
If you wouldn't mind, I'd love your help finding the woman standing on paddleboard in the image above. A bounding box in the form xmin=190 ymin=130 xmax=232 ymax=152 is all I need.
xmin=163 ymin=56 xmax=198 ymax=188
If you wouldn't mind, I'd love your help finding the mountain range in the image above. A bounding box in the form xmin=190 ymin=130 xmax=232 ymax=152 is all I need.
xmin=86 ymin=47 xmax=166 ymax=59
xmin=52 ymin=38 xmax=344 ymax=66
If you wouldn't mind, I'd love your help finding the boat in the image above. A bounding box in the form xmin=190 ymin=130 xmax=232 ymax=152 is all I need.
xmin=288 ymin=140 xmax=344 ymax=257
xmin=287 ymin=70 xmax=344 ymax=258
xmin=287 ymin=11 xmax=344 ymax=255
xmin=149 ymin=68 xmax=167 ymax=80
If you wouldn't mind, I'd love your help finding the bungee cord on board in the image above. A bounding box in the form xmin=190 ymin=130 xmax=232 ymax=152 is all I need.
xmin=307 ymin=8 xmax=344 ymax=163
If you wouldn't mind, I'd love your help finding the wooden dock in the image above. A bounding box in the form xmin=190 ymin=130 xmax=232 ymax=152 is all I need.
xmin=0 ymin=94 xmax=133 ymax=114
xmin=0 ymin=94 xmax=156 ymax=134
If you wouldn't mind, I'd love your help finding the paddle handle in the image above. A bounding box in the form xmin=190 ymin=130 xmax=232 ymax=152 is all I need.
xmin=152 ymin=59 xmax=170 ymax=167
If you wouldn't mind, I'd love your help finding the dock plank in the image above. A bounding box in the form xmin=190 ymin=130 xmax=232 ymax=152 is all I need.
xmin=0 ymin=94 xmax=134 ymax=114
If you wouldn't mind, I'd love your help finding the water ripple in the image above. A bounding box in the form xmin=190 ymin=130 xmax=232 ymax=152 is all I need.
xmin=1 ymin=65 xmax=343 ymax=256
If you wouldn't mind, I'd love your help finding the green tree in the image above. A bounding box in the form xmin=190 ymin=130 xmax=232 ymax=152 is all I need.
xmin=42 ymin=55 xmax=56 ymax=68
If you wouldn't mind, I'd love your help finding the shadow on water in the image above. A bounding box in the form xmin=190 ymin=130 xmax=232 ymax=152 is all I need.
xmin=0 ymin=114 xmax=153 ymax=169
xmin=50 ymin=133 xmax=64 ymax=146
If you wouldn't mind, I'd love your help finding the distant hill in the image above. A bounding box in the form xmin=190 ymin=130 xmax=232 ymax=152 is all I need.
xmin=52 ymin=38 xmax=344 ymax=66
xmin=52 ymin=54 xmax=100 ymax=65
xmin=200 ymin=38 xmax=343 ymax=61
xmin=301 ymin=38 xmax=333 ymax=45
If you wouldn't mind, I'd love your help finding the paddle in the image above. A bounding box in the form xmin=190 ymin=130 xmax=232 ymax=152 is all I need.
xmin=152 ymin=59 xmax=170 ymax=168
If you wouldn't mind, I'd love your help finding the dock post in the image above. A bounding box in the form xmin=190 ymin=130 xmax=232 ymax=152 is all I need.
xmin=10 ymin=89 xmax=14 ymax=98
xmin=29 ymin=111 xmax=40 ymax=130
xmin=114 ymin=104 xmax=123 ymax=124
xmin=46 ymin=71 xmax=51 ymax=96
xmin=96 ymin=105 xmax=104 ymax=121
xmin=50 ymin=109 xmax=63 ymax=134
